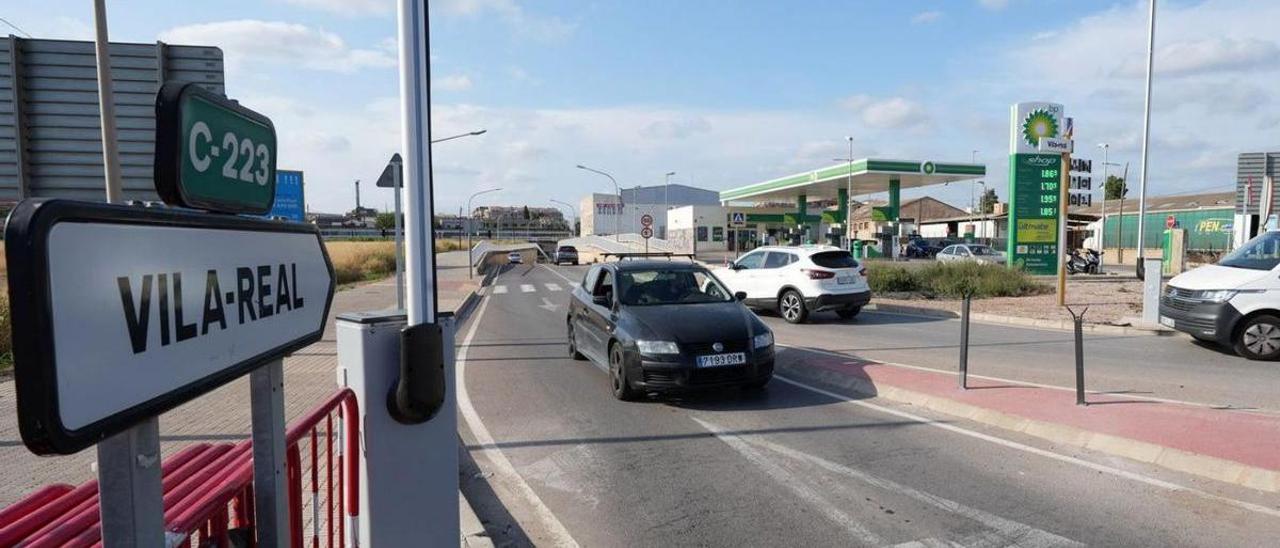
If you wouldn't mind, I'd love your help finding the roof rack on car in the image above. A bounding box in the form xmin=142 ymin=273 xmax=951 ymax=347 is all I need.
xmin=600 ymin=251 xmax=696 ymax=261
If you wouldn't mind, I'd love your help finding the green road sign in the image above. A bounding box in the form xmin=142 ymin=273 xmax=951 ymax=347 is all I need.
xmin=155 ymin=83 xmax=277 ymax=215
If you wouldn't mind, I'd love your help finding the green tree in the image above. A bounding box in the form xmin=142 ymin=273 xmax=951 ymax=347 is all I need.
xmin=979 ymin=188 xmax=999 ymax=214
xmin=375 ymin=212 xmax=396 ymax=230
xmin=1105 ymin=175 xmax=1127 ymax=200
xmin=522 ymin=205 xmax=531 ymax=220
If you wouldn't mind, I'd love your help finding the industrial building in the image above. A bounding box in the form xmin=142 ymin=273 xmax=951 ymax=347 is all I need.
xmin=579 ymin=184 xmax=720 ymax=238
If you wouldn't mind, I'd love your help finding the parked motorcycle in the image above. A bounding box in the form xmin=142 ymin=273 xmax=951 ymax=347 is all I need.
xmin=1065 ymin=248 xmax=1101 ymax=275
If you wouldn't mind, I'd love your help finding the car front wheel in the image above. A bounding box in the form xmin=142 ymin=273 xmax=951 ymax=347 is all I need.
xmin=1234 ymin=315 xmax=1280 ymax=360
xmin=568 ymin=322 xmax=586 ymax=360
xmin=610 ymin=343 xmax=640 ymax=400
xmin=779 ymin=290 xmax=809 ymax=324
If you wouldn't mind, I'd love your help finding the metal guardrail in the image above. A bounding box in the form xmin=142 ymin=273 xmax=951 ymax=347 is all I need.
xmin=0 ymin=389 xmax=360 ymax=548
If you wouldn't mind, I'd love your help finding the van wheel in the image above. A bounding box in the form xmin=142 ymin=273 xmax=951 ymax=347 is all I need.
xmin=1234 ymin=315 xmax=1280 ymax=360
xmin=779 ymin=290 xmax=809 ymax=324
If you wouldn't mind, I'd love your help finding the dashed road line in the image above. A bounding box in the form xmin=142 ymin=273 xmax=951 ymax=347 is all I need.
xmin=520 ymin=284 xmax=536 ymax=293
xmin=492 ymin=285 xmax=508 ymax=294
xmin=544 ymin=283 xmax=563 ymax=292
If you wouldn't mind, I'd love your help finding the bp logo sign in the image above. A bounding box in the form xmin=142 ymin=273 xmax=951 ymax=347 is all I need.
xmin=1010 ymin=102 xmax=1064 ymax=155
xmin=1021 ymin=109 xmax=1059 ymax=148
xmin=921 ymin=161 xmax=936 ymax=175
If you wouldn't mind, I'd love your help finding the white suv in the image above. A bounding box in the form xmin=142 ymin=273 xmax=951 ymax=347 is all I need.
xmin=714 ymin=245 xmax=871 ymax=323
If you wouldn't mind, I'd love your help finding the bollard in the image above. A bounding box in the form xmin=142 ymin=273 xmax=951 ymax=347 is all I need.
xmin=1067 ymin=306 xmax=1088 ymax=405
xmin=959 ymin=292 xmax=971 ymax=389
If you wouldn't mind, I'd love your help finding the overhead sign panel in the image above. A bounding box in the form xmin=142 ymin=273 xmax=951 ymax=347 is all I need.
xmin=155 ymin=82 xmax=278 ymax=215
xmin=5 ymin=199 xmax=335 ymax=454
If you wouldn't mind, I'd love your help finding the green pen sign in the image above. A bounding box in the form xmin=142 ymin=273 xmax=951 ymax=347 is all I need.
xmin=155 ymin=82 xmax=277 ymax=215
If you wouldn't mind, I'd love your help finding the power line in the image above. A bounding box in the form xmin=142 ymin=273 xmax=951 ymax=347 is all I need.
xmin=0 ymin=16 xmax=33 ymax=38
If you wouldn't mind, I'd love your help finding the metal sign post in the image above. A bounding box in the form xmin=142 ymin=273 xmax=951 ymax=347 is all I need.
xmin=250 ymin=359 xmax=289 ymax=545
xmin=376 ymin=154 xmax=406 ymax=309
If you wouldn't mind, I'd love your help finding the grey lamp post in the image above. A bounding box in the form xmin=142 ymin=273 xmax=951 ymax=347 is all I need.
xmin=551 ymin=199 xmax=578 ymax=237
xmin=431 ymin=128 xmax=486 ymax=144
xmin=466 ymin=187 xmax=501 ymax=279
xmin=664 ymin=171 xmax=676 ymax=239
xmin=577 ymin=164 xmax=621 ymax=240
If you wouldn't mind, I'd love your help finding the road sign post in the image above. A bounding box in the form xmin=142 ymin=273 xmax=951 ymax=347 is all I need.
xmin=376 ymin=154 xmax=406 ymax=309
xmin=640 ymin=214 xmax=654 ymax=253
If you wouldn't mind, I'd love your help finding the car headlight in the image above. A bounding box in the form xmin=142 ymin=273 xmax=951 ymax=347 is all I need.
xmin=1198 ymin=290 xmax=1237 ymax=303
xmin=636 ymin=340 xmax=680 ymax=355
xmin=753 ymin=331 xmax=774 ymax=349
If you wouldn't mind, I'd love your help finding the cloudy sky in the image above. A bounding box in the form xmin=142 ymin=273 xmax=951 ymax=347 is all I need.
xmin=6 ymin=0 xmax=1278 ymax=214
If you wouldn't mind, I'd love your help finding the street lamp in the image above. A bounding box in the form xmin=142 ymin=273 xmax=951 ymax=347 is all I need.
xmin=1136 ymin=0 xmax=1157 ymax=290
xmin=551 ymin=199 xmax=578 ymax=237
xmin=431 ymin=128 xmax=486 ymax=144
xmin=1097 ymin=143 xmax=1111 ymax=270
xmin=664 ymin=171 xmax=676 ymax=239
xmin=976 ymin=181 xmax=988 ymax=243
xmin=576 ymin=164 xmax=621 ymax=240
xmin=970 ymin=150 xmax=980 ymax=242
xmin=466 ymin=187 xmax=501 ymax=279
xmin=835 ymin=135 xmax=855 ymax=250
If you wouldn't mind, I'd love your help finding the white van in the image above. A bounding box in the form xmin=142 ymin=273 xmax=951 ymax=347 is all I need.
xmin=1160 ymin=230 xmax=1280 ymax=360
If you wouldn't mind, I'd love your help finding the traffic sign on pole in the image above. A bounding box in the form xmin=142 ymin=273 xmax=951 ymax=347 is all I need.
xmin=640 ymin=213 xmax=654 ymax=227
xmin=154 ymin=82 xmax=278 ymax=215
xmin=4 ymin=199 xmax=335 ymax=455
xmin=640 ymin=226 xmax=653 ymax=239
xmin=730 ymin=212 xmax=747 ymax=227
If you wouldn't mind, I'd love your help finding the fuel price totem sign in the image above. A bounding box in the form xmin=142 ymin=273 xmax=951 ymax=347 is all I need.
xmin=1007 ymin=102 xmax=1065 ymax=274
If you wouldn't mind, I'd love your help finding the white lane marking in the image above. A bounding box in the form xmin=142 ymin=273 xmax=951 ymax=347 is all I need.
xmin=544 ymin=283 xmax=563 ymax=292
xmin=689 ymin=417 xmax=884 ymax=545
xmin=540 ymin=264 xmax=580 ymax=285
xmin=492 ymin=285 xmax=508 ymax=294
xmin=732 ymin=424 xmax=1082 ymax=547
xmin=772 ymin=374 xmax=1280 ymax=519
xmin=539 ymin=298 xmax=559 ymax=313
xmin=520 ymin=284 xmax=536 ymax=293
xmin=457 ymin=295 xmax=580 ymax=547
xmin=777 ymin=343 xmax=1280 ymax=416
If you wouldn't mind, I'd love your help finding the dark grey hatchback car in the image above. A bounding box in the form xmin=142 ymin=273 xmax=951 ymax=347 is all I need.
xmin=567 ymin=261 xmax=775 ymax=400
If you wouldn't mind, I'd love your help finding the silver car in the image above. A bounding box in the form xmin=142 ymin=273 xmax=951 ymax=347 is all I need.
xmin=935 ymin=244 xmax=1006 ymax=265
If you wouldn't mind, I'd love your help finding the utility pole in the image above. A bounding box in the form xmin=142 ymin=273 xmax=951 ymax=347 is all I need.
xmin=970 ymin=150 xmax=979 ymax=242
xmin=1057 ymin=146 xmax=1071 ymax=307
xmin=1136 ymin=0 xmax=1157 ymax=281
xmin=1117 ymin=162 xmax=1129 ymax=264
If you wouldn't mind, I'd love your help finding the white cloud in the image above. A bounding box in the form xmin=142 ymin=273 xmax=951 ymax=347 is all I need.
xmin=1116 ymin=37 xmax=1279 ymax=78
xmin=840 ymin=95 xmax=930 ymax=130
xmin=978 ymin=0 xmax=1009 ymax=10
xmin=279 ymin=0 xmax=393 ymax=17
xmin=434 ymin=0 xmax=576 ymax=42
xmin=437 ymin=74 xmax=474 ymax=91
xmin=639 ymin=115 xmax=712 ymax=139
xmin=158 ymin=20 xmax=396 ymax=75
xmin=911 ymin=11 xmax=943 ymax=24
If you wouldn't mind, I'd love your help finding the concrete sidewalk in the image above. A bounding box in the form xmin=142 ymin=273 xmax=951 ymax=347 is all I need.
xmin=0 ymin=251 xmax=480 ymax=506
xmin=778 ymin=347 xmax=1280 ymax=493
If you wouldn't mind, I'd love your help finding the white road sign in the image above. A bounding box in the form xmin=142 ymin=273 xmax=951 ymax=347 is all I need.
xmin=1038 ymin=138 xmax=1073 ymax=154
xmin=5 ymin=199 xmax=335 ymax=454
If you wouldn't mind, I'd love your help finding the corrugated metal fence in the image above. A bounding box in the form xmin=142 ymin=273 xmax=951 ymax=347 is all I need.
xmin=1101 ymin=208 xmax=1234 ymax=251
xmin=0 ymin=36 xmax=223 ymax=203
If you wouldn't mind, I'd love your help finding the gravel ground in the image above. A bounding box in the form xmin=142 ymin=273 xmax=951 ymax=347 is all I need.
xmin=875 ymin=277 xmax=1147 ymax=325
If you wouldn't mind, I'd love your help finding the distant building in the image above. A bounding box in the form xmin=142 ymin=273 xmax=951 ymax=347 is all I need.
xmin=580 ymin=183 xmax=720 ymax=238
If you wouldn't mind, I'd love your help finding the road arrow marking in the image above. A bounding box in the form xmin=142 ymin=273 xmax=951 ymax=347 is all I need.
xmin=539 ymin=298 xmax=559 ymax=312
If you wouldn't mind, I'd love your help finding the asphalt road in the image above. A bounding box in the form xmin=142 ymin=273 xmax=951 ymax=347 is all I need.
xmin=458 ymin=262 xmax=1280 ymax=547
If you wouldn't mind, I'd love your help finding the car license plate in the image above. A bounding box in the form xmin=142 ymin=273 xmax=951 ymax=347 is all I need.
xmin=696 ymin=352 xmax=746 ymax=368
xmin=836 ymin=275 xmax=855 ymax=284
xmin=1159 ymin=315 xmax=1175 ymax=328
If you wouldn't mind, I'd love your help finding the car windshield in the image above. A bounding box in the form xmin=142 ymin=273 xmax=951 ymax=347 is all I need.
xmin=968 ymin=245 xmax=996 ymax=256
xmin=559 ymin=246 xmax=576 ymax=252
xmin=617 ymin=269 xmax=733 ymax=305
xmin=1219 ymin=231 xmax=1280 ymax=270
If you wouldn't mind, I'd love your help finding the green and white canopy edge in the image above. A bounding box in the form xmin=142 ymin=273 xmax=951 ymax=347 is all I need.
xmin=720 ymin=158 xmax=985 ymax=203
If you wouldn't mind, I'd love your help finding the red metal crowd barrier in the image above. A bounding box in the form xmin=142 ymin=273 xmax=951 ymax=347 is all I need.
xmin=0 ymin=388 xmax=359 ymax=547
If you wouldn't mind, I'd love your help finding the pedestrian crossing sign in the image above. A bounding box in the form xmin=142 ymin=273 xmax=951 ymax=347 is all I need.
xmin=730 ymin=212 xmax=747 ymax=227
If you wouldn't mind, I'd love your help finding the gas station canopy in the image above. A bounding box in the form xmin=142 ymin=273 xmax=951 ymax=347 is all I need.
xmin=720 ymin=158 xmax=984 ymax=203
